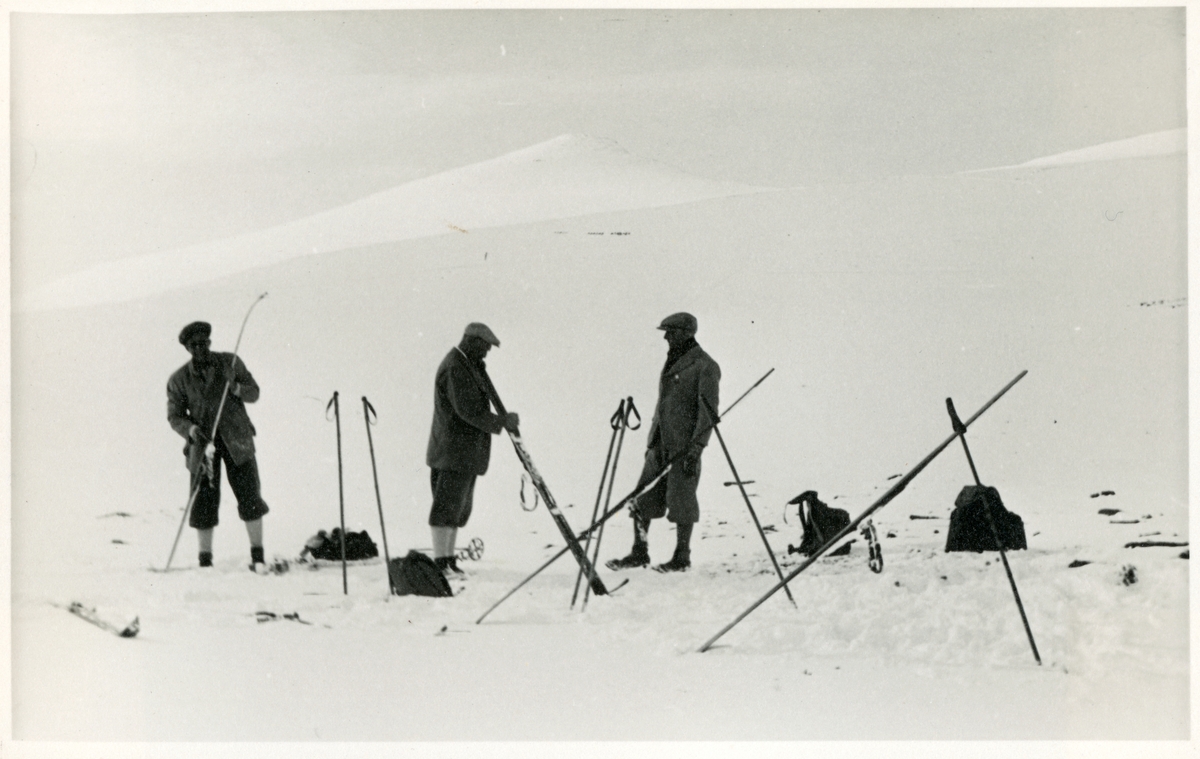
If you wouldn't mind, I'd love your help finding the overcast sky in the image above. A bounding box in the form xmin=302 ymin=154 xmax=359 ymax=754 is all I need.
xmin=10 ymin=8 xmax=1186 ymax=286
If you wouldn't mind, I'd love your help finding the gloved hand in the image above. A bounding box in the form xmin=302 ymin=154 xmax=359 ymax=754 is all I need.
xmin=188 ymin=424 xmax=210 ymax=444
xmin=682 ymin=444 xmax=703 ymax=477
xmin=502 ymin=412 xmax=520 ymax=433
xmin=221 ymin=362 xmax=241 ymax=396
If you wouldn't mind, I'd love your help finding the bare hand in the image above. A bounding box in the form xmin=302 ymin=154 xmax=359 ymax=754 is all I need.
xmin=503 ymin=412 xmax=520 ymax=433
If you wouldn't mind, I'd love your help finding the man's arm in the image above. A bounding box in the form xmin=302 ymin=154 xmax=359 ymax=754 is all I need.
xmin=445 ymin=362 xmax=504 ymax=434
xmin=692 ymin=361 xmax=722 ymax=449
xmin=227 ymin=355 xmax=260 ymax=403
xmin=167 ymin=374 xmax=198 ymax=439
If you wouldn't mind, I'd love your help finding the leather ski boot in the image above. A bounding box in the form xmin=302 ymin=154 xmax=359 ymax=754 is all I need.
xmin=654 ymin=522 xmax=693 ymax=573
xmin=607 ymin=514 xmax=651 ymax=570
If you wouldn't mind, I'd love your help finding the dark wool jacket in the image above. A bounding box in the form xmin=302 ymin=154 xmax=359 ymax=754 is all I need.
xmin=426 ymin=347 xmax=505 ymax=475
xmin=646 ymin=343 xmax=722 ymax=459
xmin=167 ymin=352 xmax=260 ymax=469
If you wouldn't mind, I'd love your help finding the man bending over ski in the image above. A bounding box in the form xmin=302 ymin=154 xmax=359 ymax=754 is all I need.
xmin=426 ymin=322 xmax=520 ymax=578
xmin=168 ymin=321 xmax=271 ymax=571
xmin=608 ymin=312 xmax=721 ymax=573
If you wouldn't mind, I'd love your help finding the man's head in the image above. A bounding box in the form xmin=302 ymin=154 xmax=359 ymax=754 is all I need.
xmin=179 ymin=321 xmax=212 ymax=361
xmin=657 ymin=312 xmax=697 ymax=347
xmin=461 ymin=322 xmax=500 ymax=359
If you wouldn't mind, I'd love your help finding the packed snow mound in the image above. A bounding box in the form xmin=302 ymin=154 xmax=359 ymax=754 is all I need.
xmin=967 ymin=127 xmax=1185 ymax=172
xmin=18 ymin=134 xmax=777 ymax=312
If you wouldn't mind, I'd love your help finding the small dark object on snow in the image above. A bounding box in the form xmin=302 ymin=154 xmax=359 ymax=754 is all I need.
xmin=1068 ymin=559 xmax=1091 ymax=568
xmin=1121 ymin=565 xmax=1137 ymax=586
xmin=1102 ymin=490 xmax=1115 ymax=496
xmin=302 ymin=528 xmax=379 ymax=562
xmin=909 ymin=514 xmax=939 ymax=520
xmin=1124 ymin=540 xmax=1189 ymax=549
xmin=1098 ymin=508 xmax=1120 ymax=516
xmin=389 ymin=550 xmax=453 ymax=597
xmin=944 ymin=485 xmax=1027 ymax=553
xmin=788 ymin=490 xmax=851 ymax=556
xmin=1180 ymin=551 xmax=1189 ymax=560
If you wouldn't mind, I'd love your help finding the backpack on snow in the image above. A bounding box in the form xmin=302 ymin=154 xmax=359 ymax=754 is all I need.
xmin=789 ymin=490 xmax=852 ymax=557
xmin=944 ymin=485 xmax=1027 ymax=553
xmin=389 ymin=550 xmax=453 ymax=597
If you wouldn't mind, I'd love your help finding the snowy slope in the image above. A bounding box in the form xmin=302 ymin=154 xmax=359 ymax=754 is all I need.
xmin=17 ymin=134 xmax=776 ymax=311
xmin=9 ymin=133 xmax=1188 ymax=744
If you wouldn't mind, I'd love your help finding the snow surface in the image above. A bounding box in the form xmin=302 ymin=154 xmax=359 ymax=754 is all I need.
xmin=9 ymin=131 xmax=1190 ymax=750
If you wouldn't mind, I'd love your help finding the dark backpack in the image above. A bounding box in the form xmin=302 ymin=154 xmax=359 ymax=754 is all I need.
xmin=791 ymin=490 xmax=852 ymax=557
xmin=389 ymin=551 xmax=453 ymax=597
xmin=945 ymin=485 xmax=1027 ymax=553
xmin=308 ymin=528 xmax=379 ymax=562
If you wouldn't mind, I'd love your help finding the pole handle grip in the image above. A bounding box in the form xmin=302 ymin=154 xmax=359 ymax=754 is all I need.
xmin=946 ymin=397 xmax=967 ymax=436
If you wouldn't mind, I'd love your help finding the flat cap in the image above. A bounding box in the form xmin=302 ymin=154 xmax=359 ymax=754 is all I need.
xmin=179 ymin=321 xmax=212 ymax=345
xmin=657 ymin=312 xmax=698 ymax=334
xmin=463 ymin=322 xmax=500 ymax=347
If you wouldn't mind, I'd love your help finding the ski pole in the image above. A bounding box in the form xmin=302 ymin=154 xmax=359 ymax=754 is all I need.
xmin=946 ymin=397 xmax=1041 ymax=665
xmin=363 ymin=397 xmax=395 ymax=597
xmin=698 ymin=370 xmax=1027 ymax=653
xmin=327 ymin=391 xmax=348 ymax=595
xmin=571 ymin=399 xmax=625 ymax=609
xmin=164 ymin=292 xmax=268 ymax=571
xmin=580 ymin=397 xmax=639 ymax=611
xmin=702 ymin=396 xmax=797 ymax=609
xmin=477 ymin=369 xmax=774 ymax=624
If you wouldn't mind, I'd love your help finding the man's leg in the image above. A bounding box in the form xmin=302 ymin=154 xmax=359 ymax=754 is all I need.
xmin=429 ymin=469 xmax=471 ymax=575
xmin=654 ymin=457 xmax=701 ymax=572
xmin=225 ymin=448 xmax=269 ymax=567
xmin=245 ymin=518 xmax=264 ymax=565
xmin=190 ymin=455 xmax=222 ymax=568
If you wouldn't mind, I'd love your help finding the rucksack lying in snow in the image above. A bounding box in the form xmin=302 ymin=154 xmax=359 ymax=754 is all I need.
xmin=788 ymin=490 xmax=852 ymax=557
xmin=300 ymin=528 xmax=379 ymax=562
xmin=945 ymin=485 xmax=1027 ymax=553
xmin=389 ymin=551 xmax=453 ymax=597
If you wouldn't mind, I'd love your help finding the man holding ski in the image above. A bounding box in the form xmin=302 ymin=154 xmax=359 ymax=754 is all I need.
xmin=167 ymin=321 xmax=271 ymax=571
xmin=609 ymin=312 xmax=720 ymax=573
xmin=426 ymin=322 xmax=519 ymax=577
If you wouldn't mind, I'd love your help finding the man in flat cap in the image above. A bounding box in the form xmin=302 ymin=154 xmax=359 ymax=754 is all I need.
xmin=168 ymin=321 xmax=271 ymax=571
xmin=425 ymin=322 xmax=520 ymax=577
xmin=608 ymin=312 xmax=720 ymax=573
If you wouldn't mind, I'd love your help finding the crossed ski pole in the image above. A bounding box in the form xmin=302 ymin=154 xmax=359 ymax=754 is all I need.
xmin=163 ymin=292 xmax=267 ymax=572
xmin=477 ymin=368 xmax=775 ymax=625
xmin=698 ymin=370 xmax=1027 ymax=653
xmin=572 ymin=397 xmax=640 ymax=610
xmin=946 ymin=397 xmax=1041 ymax=665
xmin=702 ymin=396 xmax=797 ymax=609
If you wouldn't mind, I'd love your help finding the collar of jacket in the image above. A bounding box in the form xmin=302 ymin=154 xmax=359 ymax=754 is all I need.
xmin=663 ymin=338 xmax=700 ymax=375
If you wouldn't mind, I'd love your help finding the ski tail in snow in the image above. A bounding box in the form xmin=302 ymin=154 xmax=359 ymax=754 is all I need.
xmin=64 ymin=602 xmax=140 ymax=638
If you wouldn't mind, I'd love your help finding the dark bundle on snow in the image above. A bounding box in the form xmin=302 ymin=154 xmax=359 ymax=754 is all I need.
xmin=302 ymin=528 xmax=379 ymax=561
xmin=945 ymin=485 xmax=1027 ymax=553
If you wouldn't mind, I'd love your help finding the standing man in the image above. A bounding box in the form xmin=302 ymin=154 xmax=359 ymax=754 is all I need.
xmin=168 ymin=321 xmax=271 ymax=571
xmin=608 ymin=312 xmax=720 ymax=573
xmin=426 ymin=322 xmax=519 ymax=577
